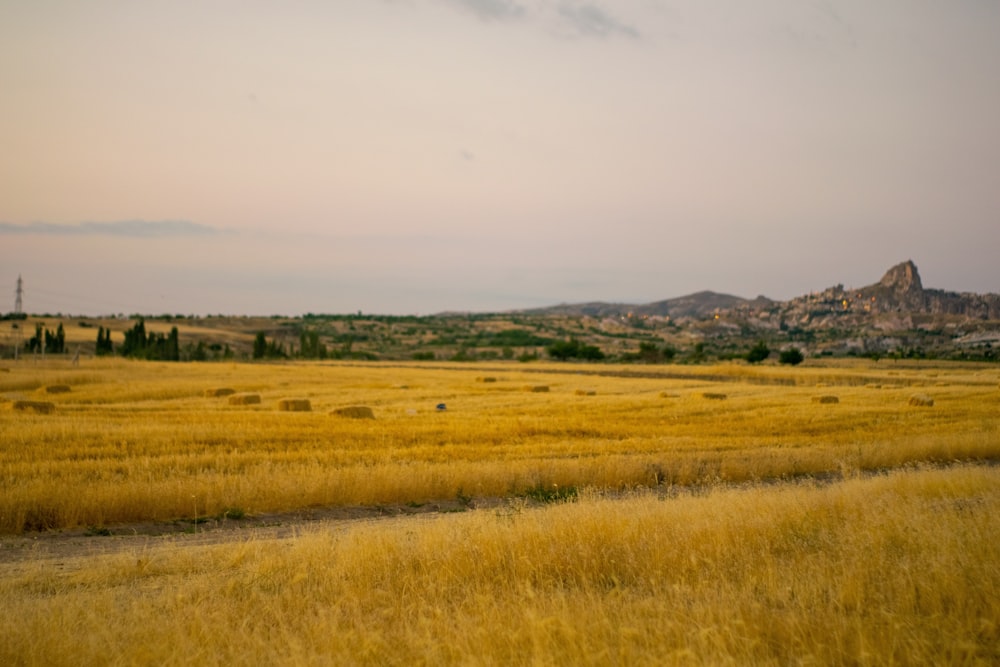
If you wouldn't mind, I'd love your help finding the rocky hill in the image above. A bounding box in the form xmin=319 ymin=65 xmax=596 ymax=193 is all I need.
xmin=518 ymin=261 xmax=999 ymax=359
xmin=524 ymin=260 xmax=998 ymax=322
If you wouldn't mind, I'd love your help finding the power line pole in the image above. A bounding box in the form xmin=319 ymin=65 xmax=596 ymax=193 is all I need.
xmin=14 ymin=274 xmax=23 ymax=315
xmin=11 ymin=275 xmax=25 ymax=361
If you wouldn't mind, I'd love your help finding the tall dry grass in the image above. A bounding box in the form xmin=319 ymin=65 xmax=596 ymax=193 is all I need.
xmin=0 ymin=465 xmax=996 ymax=665
xmin=1 ymin=358 xmax=998 ymax=532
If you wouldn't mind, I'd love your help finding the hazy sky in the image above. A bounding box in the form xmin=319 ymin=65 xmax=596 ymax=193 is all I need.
xmin=2 ymin=1 xmax=998 ymax=316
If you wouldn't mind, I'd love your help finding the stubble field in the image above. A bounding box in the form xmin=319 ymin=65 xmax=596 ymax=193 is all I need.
xmin=1 ymin=358 xmax=998 ymax=665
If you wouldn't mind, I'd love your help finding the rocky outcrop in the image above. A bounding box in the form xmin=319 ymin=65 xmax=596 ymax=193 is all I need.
xmin=521 ymin=260 xmax=998 ymax=321
xmin=862 ymin=260 xmax=927 ymax=312
xmin=879 ymin=260 xmax=923 ymax=293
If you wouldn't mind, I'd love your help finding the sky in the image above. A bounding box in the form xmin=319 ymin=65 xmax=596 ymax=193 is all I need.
xmin=2 ymin=0 xmax=998 ymax=316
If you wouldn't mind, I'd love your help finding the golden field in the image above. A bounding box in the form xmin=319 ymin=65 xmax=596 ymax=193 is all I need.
xmin=1 ymin=358 xmax=999 ymax=664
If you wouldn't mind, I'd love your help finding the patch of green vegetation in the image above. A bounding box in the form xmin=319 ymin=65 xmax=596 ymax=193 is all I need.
xmin=523 ymin=484 xmax=579 ymax=503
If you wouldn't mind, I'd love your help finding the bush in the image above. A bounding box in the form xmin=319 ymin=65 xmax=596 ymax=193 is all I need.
xmin=745 ymin=340 xmax=770 ymax=364
xmin=547 ymin=338 xmax=605 ymax=361
xmin=779 ymin=347 xmax=804 ymax=365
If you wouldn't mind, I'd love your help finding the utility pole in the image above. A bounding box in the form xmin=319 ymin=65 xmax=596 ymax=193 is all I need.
xmin=11 ymin=275 xmax=26 ymax=360
xmin=14 ymin=274 xmax=23 ymax=315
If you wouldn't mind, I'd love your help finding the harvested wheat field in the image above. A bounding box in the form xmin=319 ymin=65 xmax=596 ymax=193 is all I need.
xmin=1 ymin=358 xmax=999 ymax=665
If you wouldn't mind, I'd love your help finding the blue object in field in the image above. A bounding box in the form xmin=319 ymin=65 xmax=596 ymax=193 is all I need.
xmin=436 ymin=403 xmax=447 ymax=411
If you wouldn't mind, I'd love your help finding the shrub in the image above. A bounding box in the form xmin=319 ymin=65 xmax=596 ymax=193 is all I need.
xmin=547 ymin=338 xmax=604 ymax=361
xmin=746 ymin=341 xmax=770 ymax=364
xmin=779 ymin=348 xmax=805 ymax=365
xmin=523 ymin=484 xmax=578 ymax=503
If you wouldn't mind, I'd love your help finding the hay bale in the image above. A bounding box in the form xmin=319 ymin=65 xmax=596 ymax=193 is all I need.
xmin=331 ymin=406 xmax=375 ymax=419
xmin=44 ymin=385 xmax=71 ymax=394
xmin=908 ymin=394 xmax=934 ymax=407
xmin=476 ymin=376 xmax=498 ymax=383
xmin=575 ymin=389 xmax=596 ymax=396
xmin=204 ymin=388 xmax=236 ymax=397
xmin=659 ymin=392 xmax=679 ymax=398
xmin=13 ymin=400 xmax=55 ymax=414
xmin=277 ymin=398 xmax=312 ymax=412
xmin=523 ymin=385 xmax=550 ymax=393
xmin=228 ymin=393 xmax=261 ymax=406
xmin=0 ymin=367 xmax=10 ymax=373
xmin=702 ymin=392 xmax=727 ymax=400
xmin=812 ymin=395 xmax=840 ymax=404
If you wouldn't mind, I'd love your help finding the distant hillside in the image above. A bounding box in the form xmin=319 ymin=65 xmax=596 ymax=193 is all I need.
xmin=520 ymin=261 xmax=998 ymax=320
xmin=521 ymin=292 xmax=769 ymax=319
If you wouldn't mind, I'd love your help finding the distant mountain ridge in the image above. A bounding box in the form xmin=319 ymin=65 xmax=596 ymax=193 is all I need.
xmin=522 ymin=261 xmax=1000 ymax=320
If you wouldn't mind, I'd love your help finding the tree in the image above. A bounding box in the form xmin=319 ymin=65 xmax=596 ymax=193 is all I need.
xmin=253 ymin=332 xmax=268 ymax=360
xmin=96 ymin=327 xmax=114 ymax=356
xmin=28 ymin=323 xmax=43 ymax=353
xmin=253 ymin=332 xmax=286 ymax=360
xmin=746 ymin=340 xmax=770 ymax=364
xmin=546 ymin=338 xmax=604 ymax=361
xmin=779 ymin=347 xmax=804 ymax=366
xmin=119 ymin=319 xmax=180 ymax=360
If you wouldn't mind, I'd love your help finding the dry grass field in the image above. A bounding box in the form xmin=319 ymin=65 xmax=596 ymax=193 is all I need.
xmin=1 ymin=358 xmax=998 ymax=664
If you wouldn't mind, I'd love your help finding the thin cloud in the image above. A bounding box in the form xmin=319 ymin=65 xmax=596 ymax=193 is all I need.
xmin=0 ymin=220 xmax=222 ymax=238
xmin=556 ymin=3 xmax=639 ymax=39
xmin=448 ymin=0 xmax=526 ymax=22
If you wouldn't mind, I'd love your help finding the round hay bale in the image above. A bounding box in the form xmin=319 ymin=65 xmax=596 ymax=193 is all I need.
xmin=908 ymin=394 xmax=934 ymax=407
xmin=0 ymin=367 xmax=11 ymax=373
xmin=659 ymin=392 xmax=679 ymax=398
xmin=204 ymin=388 xmax=236 ymax=397
xmin=476 ymin=376 xmax=498 ymax=383
xmin=44 ymin=385 xmax=71 ymax=394
xmin=277 ymin=398 xmax=312 ymax=412
xmin=812 ymin=395 xmax=840 ymax=404
xmin=13 ymin=400 xmax=55 ymax=414
xmin=702 ymin=392 xmax=727 ymax=400
xmin=523 ymin=385 xmax=550 ymax=393
xmin=575 ymin=389 xmax=596 ymax=396
xmin=228 ymin=393 xmax=261 ymax=406
xmin=331 ymin=406 xmax=375 ymax=419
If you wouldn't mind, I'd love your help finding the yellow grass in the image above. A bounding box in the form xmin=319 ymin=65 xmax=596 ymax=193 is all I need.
xmin=0 ymin=465 xmax=997 ymax=665
xmin=1 ymin=358 xmax=998 ymax=534
xmin=1 ymin=358 xmax=999 ymax=663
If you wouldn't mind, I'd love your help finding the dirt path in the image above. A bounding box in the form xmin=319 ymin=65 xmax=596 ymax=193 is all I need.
xmin=0 ymin=498 xmax=491 ymax=566
xmin=3 ymin=460 xmax=995 ymax=567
